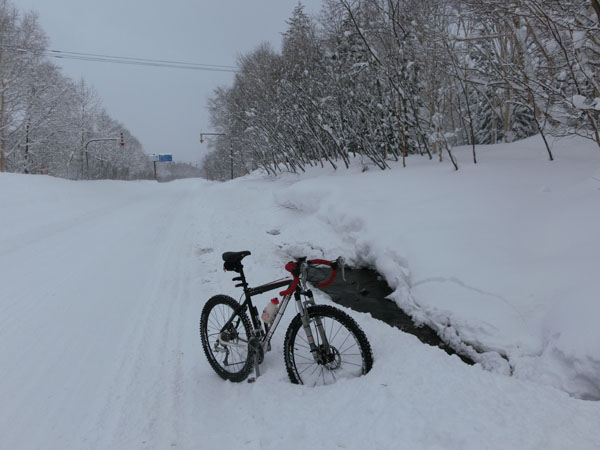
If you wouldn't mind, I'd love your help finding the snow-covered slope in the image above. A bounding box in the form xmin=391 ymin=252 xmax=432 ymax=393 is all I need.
xmin=269 ymin=135 xmax=600 ymax=401
xmin=1 ymin=135 xmax=599 ymax=449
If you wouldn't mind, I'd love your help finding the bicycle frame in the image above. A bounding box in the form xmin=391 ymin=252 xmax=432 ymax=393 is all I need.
xmin=217 ymin=259 xmax=338 ymax=367
xmin=216 ymin=277 xmax=295 ymax=352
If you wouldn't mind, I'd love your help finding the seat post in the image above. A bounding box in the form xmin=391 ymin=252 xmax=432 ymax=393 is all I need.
xmin=237 ymin=264 xmax=249 ymax=290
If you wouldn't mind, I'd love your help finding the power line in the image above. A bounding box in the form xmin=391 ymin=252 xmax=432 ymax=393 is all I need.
xmin=48 ymin=49 xmax=237 ymax=70
xmin=0 ymin=44 xmax=239 ymax=73
xmin=47 ymin=51 xmax=238 ymax=72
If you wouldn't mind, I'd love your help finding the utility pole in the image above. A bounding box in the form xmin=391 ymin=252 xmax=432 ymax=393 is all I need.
xmin=199 ymin=131 xmax=232 ymax=180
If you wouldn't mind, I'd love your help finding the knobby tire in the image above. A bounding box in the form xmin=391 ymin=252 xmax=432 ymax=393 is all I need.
xmin=200 ymin=295 xmax=254 ymax=382
xmin=283 ymin=305 xmax=373 ymax=386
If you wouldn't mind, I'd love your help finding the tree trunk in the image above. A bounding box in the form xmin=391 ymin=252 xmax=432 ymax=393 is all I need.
xmin=0 ymin=142 xmax=5 ymax=172
xmin=463 ymin=82 xmax=477 ymax=164
xmin=0 ymin=89 xmax=5 ymax=172
xmin=24 ymin=122 xmax=30 ymax=174
xmin=492 ymin=94 xmax=497 ymax=145
xmin=445 ymin=142 xmax=459 ymax=171
xmin=592 ymin=0 xmax=600 ymax=24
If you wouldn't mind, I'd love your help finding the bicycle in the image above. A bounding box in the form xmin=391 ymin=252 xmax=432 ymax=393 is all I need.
xmin=200 ymin=251 xmax=373 ymax=386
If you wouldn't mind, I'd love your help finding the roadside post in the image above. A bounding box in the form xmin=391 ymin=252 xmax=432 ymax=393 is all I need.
xmin=149 ymin=154 xmax=173 ymax=181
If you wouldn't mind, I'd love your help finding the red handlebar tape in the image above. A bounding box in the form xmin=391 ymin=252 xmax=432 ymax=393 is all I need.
xmin=279 ymin=259 xmax=337 ymax=295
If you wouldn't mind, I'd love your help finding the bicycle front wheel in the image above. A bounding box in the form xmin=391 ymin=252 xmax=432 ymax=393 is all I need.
xmin=284 ymin=305 xmax=373 ymax=386
xmin=200 ymin=295 xmax=253 ymax=382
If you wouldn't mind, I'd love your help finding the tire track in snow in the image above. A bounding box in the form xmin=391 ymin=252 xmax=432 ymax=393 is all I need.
xmin=83 ymin=196 xmax=184 ymax=448
xmin=91 ymin=189 xmax=203 ymax=449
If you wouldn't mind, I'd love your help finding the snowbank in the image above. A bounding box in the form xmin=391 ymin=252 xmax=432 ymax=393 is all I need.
xmin=264 ymin=135 xmax=600 ymax=400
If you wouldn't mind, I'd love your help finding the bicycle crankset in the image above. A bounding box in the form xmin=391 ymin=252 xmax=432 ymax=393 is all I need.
xmin=248 ymin=337 xmax=264 ymax=364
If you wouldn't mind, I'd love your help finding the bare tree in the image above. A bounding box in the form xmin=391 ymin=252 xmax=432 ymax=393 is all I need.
xmin=0 ymin=0 xmax=47 ymax=171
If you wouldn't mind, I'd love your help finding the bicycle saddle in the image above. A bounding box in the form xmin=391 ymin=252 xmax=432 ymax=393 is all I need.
xmin=222 ymin=251 xmax=251 ymax=265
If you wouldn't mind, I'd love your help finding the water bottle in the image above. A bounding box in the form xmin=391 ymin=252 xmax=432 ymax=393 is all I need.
xmin=261 ymin=298 xmax=280 ymax=324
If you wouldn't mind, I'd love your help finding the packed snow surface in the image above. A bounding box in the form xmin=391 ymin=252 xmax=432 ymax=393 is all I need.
xmin=1 ymin=135 xmax=600 ymax=449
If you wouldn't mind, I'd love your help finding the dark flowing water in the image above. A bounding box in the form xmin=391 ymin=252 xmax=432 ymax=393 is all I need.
xmin=316 ymin=267 xmax=474 ymax=365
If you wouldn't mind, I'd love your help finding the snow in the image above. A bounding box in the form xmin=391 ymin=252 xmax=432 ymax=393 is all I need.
xmin=1 ymin=135 xmax=600 ymax=449
xmin=572 ymin=94 xmax=589 ymax=110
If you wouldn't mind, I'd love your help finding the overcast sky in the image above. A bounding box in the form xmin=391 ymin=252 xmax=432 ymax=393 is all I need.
xmin=12 ymin=0 xmax=323 ymax=163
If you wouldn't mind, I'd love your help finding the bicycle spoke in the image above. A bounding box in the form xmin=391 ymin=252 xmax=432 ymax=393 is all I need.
xmin=298 ymin=362 xmax=318 ymax=376
xmin=294 ymin=342 xmax=311 ymax=351
xmin=298 ymin=333 xmax=309 ymax=347
xmin=226 ymin=361 xmax=246 ymax=367
xmin=310 ymin=365 xmax=322 ymax=387
xmin=329 ymin=321 xmax=344 ymax=343
xmin=330 ymin=368 xmax=337 ymax=382
xmin=339 ymin=341 xmax=358 ymax=355
xmin=339 ymin=360 xmax=363 ymax=367
xmin=293 ymin=352 xmax=315 ymax=362
xmin=207 ymin=316 xmax=221 ymax=330
xmin=329 ymin=317 xmax=335 ymax=339
xmin=336 ymin=331 xmax=352 ymax=353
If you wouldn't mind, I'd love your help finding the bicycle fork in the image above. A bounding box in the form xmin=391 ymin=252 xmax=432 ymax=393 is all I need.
xmin=295 ymin=290 xmax=332 ymax=363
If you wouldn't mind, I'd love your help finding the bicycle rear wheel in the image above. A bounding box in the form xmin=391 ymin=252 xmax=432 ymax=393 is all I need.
xmin=200 ymin=295 xmax=253 ymax=382
xmin=284 ymin=305 xmax=373 ymax=386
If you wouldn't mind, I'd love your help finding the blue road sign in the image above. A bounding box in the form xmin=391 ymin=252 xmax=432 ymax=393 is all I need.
xmin=158 ymin=154 xmax=173 ymax=162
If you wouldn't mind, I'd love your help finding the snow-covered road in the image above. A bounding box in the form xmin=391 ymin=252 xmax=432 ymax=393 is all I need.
xmin=1 ymin=179 xmax=209 ymax=448
xmin=1 ymin=164 xmax=600 ymax=449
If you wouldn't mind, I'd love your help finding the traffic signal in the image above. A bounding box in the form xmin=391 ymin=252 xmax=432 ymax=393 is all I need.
xmin=120 ymin=132 xmax=124 ymax=148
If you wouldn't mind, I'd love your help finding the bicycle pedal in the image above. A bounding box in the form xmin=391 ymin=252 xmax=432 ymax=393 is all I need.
xmin=247 ymin=377 xmax=256 ymax=383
